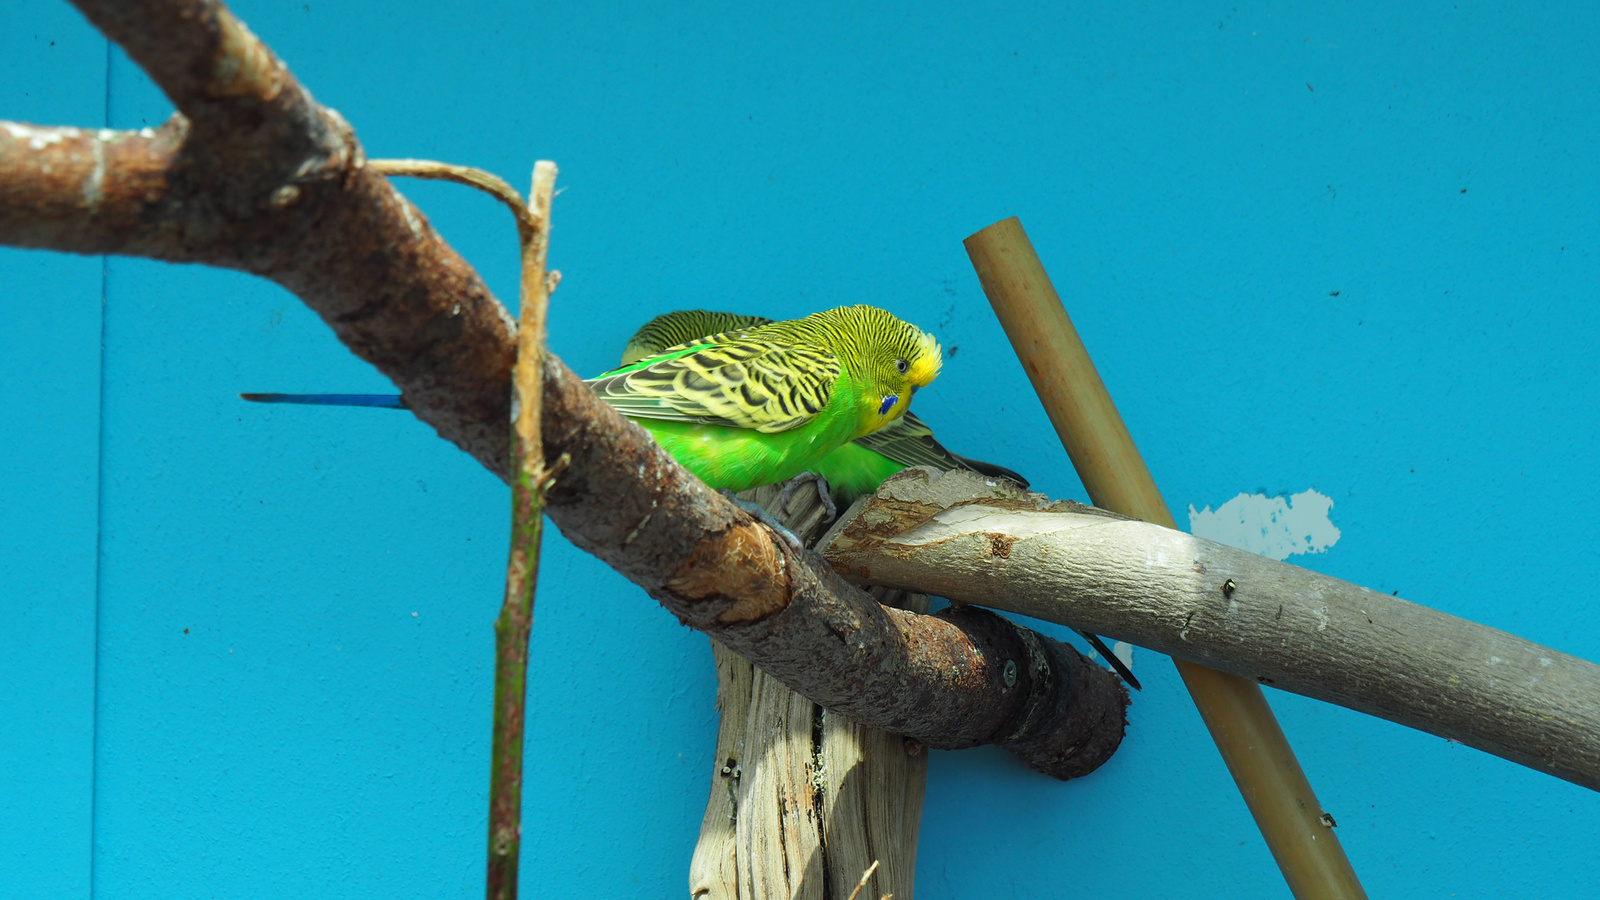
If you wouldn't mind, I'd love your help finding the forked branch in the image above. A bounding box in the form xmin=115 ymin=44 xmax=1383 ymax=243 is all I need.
xmin=0 ymin=0 xmax=1128 ymax=779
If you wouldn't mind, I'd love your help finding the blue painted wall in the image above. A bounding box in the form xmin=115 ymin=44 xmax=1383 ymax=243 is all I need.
xmin=3 ymin=1 xmax=1597 ymax=896
xmin=1 ymin=3 xmax=105 ymax=894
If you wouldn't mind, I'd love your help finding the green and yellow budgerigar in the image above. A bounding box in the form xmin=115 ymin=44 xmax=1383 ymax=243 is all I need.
xmin=241 ymin=304 xmax=1137 ymax=688
xmin=588 ymin=305 xmax=943 ymax=494
xmin=244 ymin=305 xmax=943 ymax=497
xmin=617 ymin=308 xmax=1138 ymax=691
xmin=619 ymin=309 xmax=1028 ymax=506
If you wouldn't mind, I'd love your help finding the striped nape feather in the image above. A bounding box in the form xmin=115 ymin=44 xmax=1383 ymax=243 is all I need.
xmin=751 ymin=305 xmax=942 ymax=391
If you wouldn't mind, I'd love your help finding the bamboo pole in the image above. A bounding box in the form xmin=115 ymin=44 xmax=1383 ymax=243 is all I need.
xmin=964 ymin=217 xmax=1367 ymax=900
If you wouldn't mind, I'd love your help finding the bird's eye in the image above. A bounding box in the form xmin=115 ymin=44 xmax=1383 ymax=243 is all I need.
xmin=894 ymin=358 xmax=910 ymax=375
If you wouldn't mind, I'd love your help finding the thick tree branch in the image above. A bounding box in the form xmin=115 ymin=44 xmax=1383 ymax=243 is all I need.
xmin=537 ymin=353 xmax=1126 ymax=776
xmin=825 ymin=467 xmax=1600 ymax=791
xmin=1 ymin=17 xmax=515 ymax=476
xmin=2 ymin=0 xmax=1126 ymax=778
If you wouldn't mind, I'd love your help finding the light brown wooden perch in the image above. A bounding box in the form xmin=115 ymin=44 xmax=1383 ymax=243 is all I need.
xmin=824 ymin=468 xmax=1600 ymax=792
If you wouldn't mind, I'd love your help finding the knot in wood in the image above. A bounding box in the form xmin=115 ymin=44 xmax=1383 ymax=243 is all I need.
xmin=665 ymin=522 xmax=790 ymax=624
xmin=987 ymin=533 xmax=1019 ymax=559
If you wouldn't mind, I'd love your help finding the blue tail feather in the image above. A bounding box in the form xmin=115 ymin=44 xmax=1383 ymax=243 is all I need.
xmin=239 ymin=393 xmax=407 ymax=409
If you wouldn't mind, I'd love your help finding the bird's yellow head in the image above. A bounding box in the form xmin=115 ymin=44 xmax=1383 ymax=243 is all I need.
xmin=871 ymin=321 xmax=941 ymax=422
xmin=799 ymin=305 xmax=942 ymax=429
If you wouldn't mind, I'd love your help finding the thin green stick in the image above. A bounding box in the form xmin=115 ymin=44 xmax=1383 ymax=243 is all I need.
xmin=488 ymin=161 xmax=560 ymax=900
xmin=369 ymin=156 xmax=561 ymax=900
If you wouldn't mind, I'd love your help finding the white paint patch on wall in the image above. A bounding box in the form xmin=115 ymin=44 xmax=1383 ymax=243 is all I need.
xmin=1188 ymin=489 xmax=1341 ymax=561
xmin=1110 ymin=641 xmax=1135 ymax=672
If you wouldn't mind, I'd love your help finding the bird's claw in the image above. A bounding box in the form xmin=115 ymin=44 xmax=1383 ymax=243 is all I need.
xmin=721 ymin=491 xmax=808 ymax=553
xmin=779 ymin=471 xmax=839 ymax=525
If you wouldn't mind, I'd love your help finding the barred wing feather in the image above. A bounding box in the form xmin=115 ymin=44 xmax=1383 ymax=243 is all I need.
xmin=619 ymin=310 xmax=774 ymax=365
xmin=856 ymin=412 xmax=1031 ymax=486
xmin=852 ymin=413 xmax=954 ymax=469
xmin=587 ymin=340 xmax=841 ymax=433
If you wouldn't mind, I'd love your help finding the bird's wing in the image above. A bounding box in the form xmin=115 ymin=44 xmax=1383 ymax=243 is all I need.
xmin=587 ymin=339 xmax=841 ymax=433
xmin=947 ymin=452 xmax=1030 ymax=488
xmin=854 ymin=412 xmax=1032 ymax=487
xmin=851 ymin=412 xmax=961 ymax=469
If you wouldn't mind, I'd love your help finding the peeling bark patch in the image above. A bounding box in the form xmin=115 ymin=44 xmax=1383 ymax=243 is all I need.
xmin=665 ymin=523 xmax=790 ymax=624
xmin=988 ymin=533 xmax=1017 ymax=559
xmin=856 ymin=498 xmax=944 ymax=537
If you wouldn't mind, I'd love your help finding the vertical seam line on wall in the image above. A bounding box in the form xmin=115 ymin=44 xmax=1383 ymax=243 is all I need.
xmin=89 ymin=34 xmax=112 ymax=900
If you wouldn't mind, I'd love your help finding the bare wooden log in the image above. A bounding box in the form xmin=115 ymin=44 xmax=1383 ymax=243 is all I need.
xmin=824 ymin=467 xmax=1600 ymax=791
xmin=691 ymin=486 xmax=835 ymax=900
xmin=1 ymin=0 xmax=1128 ymax=777
xmin=816 ymin=604 xmax=928 ymax=900
xmin=690 ymin=640 xmax=755 ymax=899
xmin=690 ymin=485 xmax=928 ymax=900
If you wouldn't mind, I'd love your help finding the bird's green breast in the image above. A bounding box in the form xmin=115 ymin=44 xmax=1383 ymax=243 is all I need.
xmin=811 ymin=442 xmax=908 ymax=506
xmin=630 ymin=377 xmax=868 ymax=492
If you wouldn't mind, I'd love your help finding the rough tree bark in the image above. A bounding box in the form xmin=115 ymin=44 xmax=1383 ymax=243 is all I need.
xmin=824 ymin=468 xmax=1600 ymax=791
xmin=0 ymin=0 xmax=1127 ymax=778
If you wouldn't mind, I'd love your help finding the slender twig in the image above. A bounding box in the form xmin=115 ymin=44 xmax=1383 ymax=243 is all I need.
xmin=369 ymin=155 xmax=560 ymax=898
xmin=487 ymin=161 xmax=559 ymax=900
xmin=368 ymin=158 xmax=538 ymax=235
xmin=844 ymin=860 xmax=881 ymax=900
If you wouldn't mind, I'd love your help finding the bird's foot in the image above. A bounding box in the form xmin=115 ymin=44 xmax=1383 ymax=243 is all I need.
xmin=720 ymin=491 xmax=808 ymax=554
xmin=778 ymin=471 xmax=839 ymax=525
